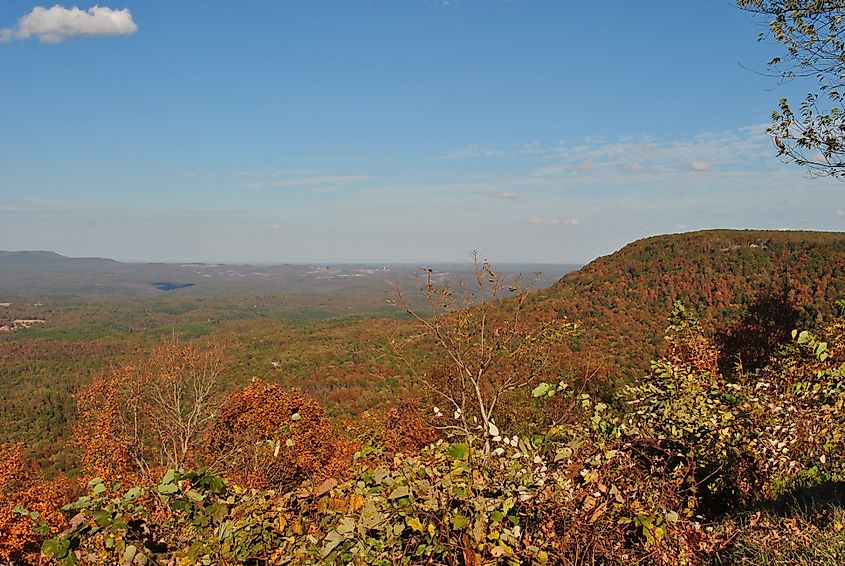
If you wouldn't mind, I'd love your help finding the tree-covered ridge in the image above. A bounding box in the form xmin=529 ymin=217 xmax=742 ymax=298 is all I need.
xmin=532 ymin=230 xmax=845 ymax=381
xmin=6 ymin=299 xmax=845 ymax=565
xmin=3 ymin=231 xmax=845 ymax=563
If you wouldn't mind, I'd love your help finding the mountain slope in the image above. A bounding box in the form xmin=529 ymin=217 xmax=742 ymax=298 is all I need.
xmin=531 ymin=229 xmax=845 ymax=381
xmin=0 ymin=251 xmax=120 ymax=268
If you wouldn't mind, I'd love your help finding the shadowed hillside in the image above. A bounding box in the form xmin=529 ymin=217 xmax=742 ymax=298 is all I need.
xmin=531 ymin=230 xmax=845 ymax=381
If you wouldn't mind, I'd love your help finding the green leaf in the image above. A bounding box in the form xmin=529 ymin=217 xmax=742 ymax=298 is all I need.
xmin=186 ymin=489 xmax=204 ymax=502
xmin=92 ymin=509 xmax=111 ymax=527
xmin=157 ymin=483 xmax=179 ymax=495
xmin=208 ymin=503 xmax=229 ymax=522
xmin=42 ymin=538 xmax=60 ymax=558
xmin=532 ymin=382 xmax=552 ymax=398
xmin=123 ymin=544 xmax=137 ymax=564
xmin=446 ymin=443 xmax=470 ymax=460
xmin=12 ymin=506 xmax=32 ymax=517
xmin=124 ymin=487 xmax=143 ymax=500
xmin=451 ymin=514 xmax=470 ymax=530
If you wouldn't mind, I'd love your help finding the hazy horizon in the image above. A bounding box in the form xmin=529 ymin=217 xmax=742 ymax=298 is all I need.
xmin=0 ymin=247 xmax=582 ymax=267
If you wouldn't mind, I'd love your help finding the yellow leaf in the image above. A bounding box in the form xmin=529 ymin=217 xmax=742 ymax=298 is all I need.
xmin=427 ymin=523 xmax=436 ymax=537
xmin=406 ymin=517 xmax=424 ymax=532
xmin=348 ymin=493 xmax=366 ymax=513
xmin=275 ymin=515 xmax=287 ymax=532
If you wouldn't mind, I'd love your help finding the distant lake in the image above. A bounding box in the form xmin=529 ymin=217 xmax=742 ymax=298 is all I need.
xmin=150 ymin=282 xmax=195 ymax=292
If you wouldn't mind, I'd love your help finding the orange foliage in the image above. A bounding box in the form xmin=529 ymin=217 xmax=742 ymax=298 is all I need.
xmin=378 ymin=404 xmax=440 ymax=454
xmin=73 ymin=366 xmax=140 ymax=483
xmin=667 ymin=329 xmax=720 ymax=375
xmin=343 ymin=402 xmax=441 ymax=455
xmin=0 ymin=445 xmax=75 ymax=565
xmin=202 ymin=379 xmax=353 ymax=490
xmin=73 ymin=337 xmax=226 ymax=482
xmin=666 ymin=305 xmax=721 ymax=376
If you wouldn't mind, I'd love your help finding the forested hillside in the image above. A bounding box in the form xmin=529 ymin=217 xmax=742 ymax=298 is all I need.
xmin=3 ymin=241 xmax=845 ymax=564
xmin=532 ymin=230 xmax=845 ymax=381
xmin=3 ymin=230 xmax=845 ymax=564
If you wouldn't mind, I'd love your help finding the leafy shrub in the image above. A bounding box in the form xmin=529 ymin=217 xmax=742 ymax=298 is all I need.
xmin=201 ymin=379 xmax=353 ymax=490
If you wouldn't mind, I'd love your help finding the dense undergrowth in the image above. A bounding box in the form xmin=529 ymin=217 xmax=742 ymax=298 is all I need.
xmin=2 ymin=295 xmax=845 ymax=564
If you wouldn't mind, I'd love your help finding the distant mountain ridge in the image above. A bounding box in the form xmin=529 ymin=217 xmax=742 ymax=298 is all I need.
xmin=531 ymin=229 xmax=845 ymax=381
xmin=0 ymin=250 xmax=575 ymax=300
xmin=0 ymin=251 xmax=120 ymax=267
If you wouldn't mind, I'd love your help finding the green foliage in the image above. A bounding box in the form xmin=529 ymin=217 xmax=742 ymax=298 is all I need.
xmin=42 ymin=477 xmax=150 ymax=565
xmin=739 ymin=0 xmax=845 ymax=177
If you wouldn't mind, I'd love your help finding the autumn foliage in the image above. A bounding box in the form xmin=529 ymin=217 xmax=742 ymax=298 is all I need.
xmin=0 ymin=445 xmax=74 ymax=565
xmin=74 ymin=337 xmax=227 ymax=482
xmin=202 ymin=379 xmax=353 ymax=490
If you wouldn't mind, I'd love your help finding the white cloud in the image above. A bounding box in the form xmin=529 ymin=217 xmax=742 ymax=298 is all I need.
xmin=562 ymin=217 xmax=579 ymax=225
xmin=499 ymin=192 xmax=518 ymax=200
xmin=837 ymin=209 xmax=845 ymax=217
xmin=532 ymin=164 xmax=566 ymax=177
xmin=1 ymin=5 xmax=137 ymax=44
xmin=578 ymin=159 xmax=596 ymax=173
xmin=454 ymin=125 xmax=773 ymax=183
xmin=625 ymin=161 xmax=643 ymax=173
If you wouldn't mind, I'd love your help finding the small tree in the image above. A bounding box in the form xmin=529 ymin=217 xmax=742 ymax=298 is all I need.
xmin=392 ymin=254 xmax=575 ymax=454
xmin=739 ymin=0 xmax=845 ymax=177
xmin=75 ymin=336 xmax=227 ymax=478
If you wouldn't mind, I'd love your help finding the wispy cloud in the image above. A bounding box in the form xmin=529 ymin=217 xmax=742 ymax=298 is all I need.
xmin=441 ymin=144 xmax=507 ymax=160
xmin=837 ymin=209 xmax=845 ymax=217
xmin=525 ymin=217 xmax=560 ymax=225
xmin=443 ymin=125 xmax=773 ymax=180
xmin=524 ymin=217 xmax=579 ymax=226
xmin=1 ymin=5 xmax=138 ymax=44
xmin=625 ymin=161 xmax=643 ymax=174
xmin=238 ymin=169 xmax=315 ymax=177
xmin=578 ymin=159 xmax=596 ymax=173
xmin=242 ymin=174 xmax=375 ymax=189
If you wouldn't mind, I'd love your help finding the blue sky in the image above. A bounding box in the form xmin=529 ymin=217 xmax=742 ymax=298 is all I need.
xmin=0 ymin=1 xmax=843 ymax=263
